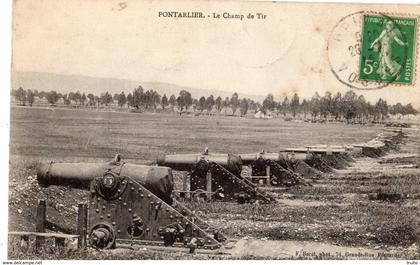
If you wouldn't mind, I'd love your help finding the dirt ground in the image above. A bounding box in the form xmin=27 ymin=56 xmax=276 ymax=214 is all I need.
xmin=7 ymin=107 xmax=420 ymax=259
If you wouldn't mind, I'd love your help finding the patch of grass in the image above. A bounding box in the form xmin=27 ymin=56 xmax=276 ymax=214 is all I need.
xmin=10 ymin=107 xmax=382 ymax=162
xmin=288 ymin=172 xmax=420 ymax=197
xmin=183 ymin=198 xmax=418 ymax=247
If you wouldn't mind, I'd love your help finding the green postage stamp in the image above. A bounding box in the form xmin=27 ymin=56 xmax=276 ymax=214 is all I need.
xmin=359 ymin=14 xmax=417 ymax=85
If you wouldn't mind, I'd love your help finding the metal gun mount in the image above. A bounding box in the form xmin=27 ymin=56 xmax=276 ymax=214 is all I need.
xmin=239 ymin=151 xmax=311 ymax=186
xmin=36 ymin=155 xmax=226 ymax=250
xmin=156 ymin=150 xmax=274 ymax=204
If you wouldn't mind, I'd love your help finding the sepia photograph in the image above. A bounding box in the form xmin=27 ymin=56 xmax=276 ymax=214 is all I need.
xmin=4 ymin=0 xmax=420 ymax=261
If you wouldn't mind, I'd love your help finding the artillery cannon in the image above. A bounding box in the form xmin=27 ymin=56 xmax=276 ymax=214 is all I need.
xmin=239 ymin=151 xmax=311 ymax=186
xmin=240 ymin=146 xmax=355 ymax=182
xmin=156 ymin=150 xmax=274 ymax=204
xmin=36 ymin=155 xmax=226 ymax=250
xmin=282 ymin=147 xmax=353 ymax=171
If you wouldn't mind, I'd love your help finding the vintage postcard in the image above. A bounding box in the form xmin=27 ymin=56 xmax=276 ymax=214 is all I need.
xmin=6 ymin=0 xmax=420 ymax=261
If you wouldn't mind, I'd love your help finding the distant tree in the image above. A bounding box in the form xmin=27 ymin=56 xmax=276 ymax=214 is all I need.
xmin=256 ymin=102 xmax=262 ymax=111
xmin=192 ymin=98 xmax=198 ymax=112
xmin=62 ymin=94 xmax=71 ymax=105
xmin=342 ymin=90 xmax=358 ymax=122
xmin=87 ymin=93 xmax=95 ymax=106
xmin=161 ymin=94 xmax=168 ymax=110
xmin=68 ymin=92 xmax=76 ymax=105
xmin=177 ymin=90 xmax=193 ymax=111
xmin=169 ymin=94 xmax=176 ymax=109
xmin=100 ymin=92 xmax=113 ymax=106
xmin=183 ymin=90 xmax=193 ymax=110
xmin=275 ymin=101 xmax=282 ymax=116
xmin=320 ymin=91 xmax=332 ymax=120
xmin=176 ymin=96 xmax=183 ymax=111
xmin=403 ymin=103 xmax=418 ymax=116
xmin=46 ymin=91 xmax=60 ymax=106
xmin=81 ymin=93 xmax=87 ymax=106
xmin=205 ymin=95 xmax=215 ymax=113
xmin=14 ymin=87 xmax=27 ymax=105
xmin=144 ymin=90 xmax=151 ymax=109
xmin=374 ymin=98 xmax=388 ymax=121
xmin=392 ymin=104 xmax=402 ymax=116
xmin=331 ymin=92 xmax=343 ymax=121
xmin=126 ymin=93 xmax=133 ymax=108
xmin=248 ymin=99 xmax=258 ymax=113
xmin=230 ymin=93 xmax=240 ymax=115
xmin=367 ymin=102 xmax=375 ymax=120
xmin=301 ymin=99 xmax=309 ymax=118
xmin=38 ymin=91 xmax=47 ymax=99
xmin=281 ymin=96 xmax=290 ymax=117
xmin=290 ymin=93 xmax=300 ymax=118
xmin=355 ymin=95 xmax=368 ymax=122
xmin=389 ymin=103 xmax=398 ymax=116
xmin=132 ymin=86 xmax=144 ymax=109
xmin=215 ymin=96 xmax=223 ymax=113
xmin=309 ymin=93 xmax=320 ymax=120
xmin=74 ymin=91 xmax=82 ymax=105
xmin=151 ymin=90 xmax=161 ymax=110
xmin=198 ymin=96 xmax=206 ymax=112
xmin=117 ymin=92 xmax=127 ymax=108
xmin=26 ymin=89 xmax=35 ymax=106
xmin=240 ymin=98 xmax=249 ymax=116
xmin=94 ymin=96 xmax=100 ymax=107
xmin=222 ymin=97 xmax=230 ymax=112
xmin=262 ymin=94 xmax=276 ymax=113
xmin=145 ymin=88 xmax=152 ymax=107
xmin=380 ymin=99 xmax=389 ymax=120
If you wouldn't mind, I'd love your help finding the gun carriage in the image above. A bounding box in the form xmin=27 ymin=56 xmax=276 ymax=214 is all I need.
xmin=35 ymin=155 xmax=226 ymax=251
xmin=156 ymin=150 xmax=274 ymax=203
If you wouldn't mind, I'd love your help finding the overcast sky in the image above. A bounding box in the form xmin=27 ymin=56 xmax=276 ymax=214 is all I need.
xmin=12 ymin=0 xmax=420 ymax=107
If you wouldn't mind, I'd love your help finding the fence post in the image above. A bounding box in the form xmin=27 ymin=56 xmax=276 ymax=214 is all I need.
xmin=35 ymin=200 xmax=46 ymax=251
xmin=206 ymin=172 xmax=212 ymax=201
xmin=187 ymin=174 xmax=191 ymax=199
xmin=265 ymin=166 xmax=271 ymax=185
xmin=182 ymin=174 xmax=190 ymax=199
xmin=77 ymin=203 xmax=88 ymax=249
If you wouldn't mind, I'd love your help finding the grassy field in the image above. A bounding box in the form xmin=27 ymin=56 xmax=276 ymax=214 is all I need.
xmin=10 ymin=106 xmax=384 ymax=162
xmin=8 ymin=106 xmax=420 ymax=259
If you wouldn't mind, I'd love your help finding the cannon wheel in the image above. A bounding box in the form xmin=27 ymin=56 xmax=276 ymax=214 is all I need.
xmin=89 ymin=223 xmax=116 ymax=249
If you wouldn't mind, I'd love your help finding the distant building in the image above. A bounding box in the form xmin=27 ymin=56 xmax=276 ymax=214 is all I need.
xmin=254 ymin=110 xmax=273 ymax=119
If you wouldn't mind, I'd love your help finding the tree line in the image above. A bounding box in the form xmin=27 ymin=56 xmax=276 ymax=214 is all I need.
xmin=260 ymin=90 xmax=417 ymax=122
xmin=11 ymin=86 xmax=418 ymax=122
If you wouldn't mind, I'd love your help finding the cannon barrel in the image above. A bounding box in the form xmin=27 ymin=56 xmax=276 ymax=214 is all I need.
xmin=156 ymin=153 xmax=242 ymax=171
xmin=282 ymin=148 xmax=347 ymax=154
xmin=37 ymin=162 xmax=174 ymax=203
xmin=240 ymin=152 xmax=312 ymax=165
xmin=305 ymin=145 xmax=352 ymax=152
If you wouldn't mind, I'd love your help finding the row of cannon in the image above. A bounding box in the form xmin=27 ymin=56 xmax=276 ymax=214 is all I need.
xmin=34 ymin=128 xmax=405 ymax=251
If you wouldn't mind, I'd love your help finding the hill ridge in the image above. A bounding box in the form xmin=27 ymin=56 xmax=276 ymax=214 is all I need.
xmin=11 ymin=71 xmax=265 ymax=101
